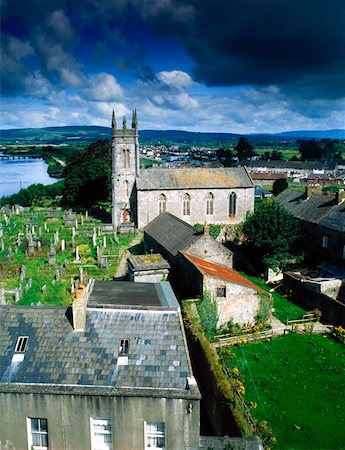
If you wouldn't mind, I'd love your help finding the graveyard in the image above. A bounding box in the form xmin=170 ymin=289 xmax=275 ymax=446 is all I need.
xmin=0 ymin=206 xmax=136 ymax=306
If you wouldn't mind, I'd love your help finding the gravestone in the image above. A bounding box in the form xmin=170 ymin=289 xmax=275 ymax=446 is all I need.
xmin=7 ymin=247 xmax=13 ymax=261
xmin=0 ymin=224 xmax=3 ymax=238
xmin=27 ymin=233 xmax=35 ymax=256
xmin=1 ymin=240 xmax=4 ymax=252
xmin=48 ymin=246 xmax=56 ymax=266
xmin=100 ymin=255 xmax=108 ymax=269
xmin=79 ymin=267 xmax=84 ymax=283
xmin=61 ymin=239 xmax=65 ymax=252
xmin=0 ymin=288 xmax=6 ymax=304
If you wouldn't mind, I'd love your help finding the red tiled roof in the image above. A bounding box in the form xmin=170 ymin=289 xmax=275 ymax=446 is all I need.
xmin=183 ymin=252 xmax=263 ymax=292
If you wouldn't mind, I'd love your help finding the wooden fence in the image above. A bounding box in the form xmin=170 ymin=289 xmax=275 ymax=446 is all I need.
xmin=213 ymin=327 xmax=286 ymax=348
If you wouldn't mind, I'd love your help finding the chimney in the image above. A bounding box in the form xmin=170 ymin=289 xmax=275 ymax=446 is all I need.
xmin=336 ymin=189 xmax=345 ymax=205
xmin=72 ymin=284 xmax=87 ymax=331
xmin=305 ymin=184 xmax=322 ymax=199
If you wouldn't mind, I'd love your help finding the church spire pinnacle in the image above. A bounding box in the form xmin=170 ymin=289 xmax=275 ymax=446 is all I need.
xmin=132 ymin=109 xmax=138 ymax=130
xmin=123 ymin=116 xmax=127 ymax=130
xmin=112 ymin=109 xmax=116 ymax=135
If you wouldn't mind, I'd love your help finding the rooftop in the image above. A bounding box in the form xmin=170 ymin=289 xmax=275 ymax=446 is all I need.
xmin=128 ymin=254 xmax=170 ymax=271
xmin=144 ymin=212 xmax=202 ymax=257
xmin=88 ymin=281 xmax=178 ymax=308
xmin=0 ymin=281 xmax=196 ymax=396
xmin=183 ymin=252 xmax=263 ymax=292
xmin=137 ymin=166 xmax=254 ymax=190
xmin=276 ymin=189 xmax=345 ymax=232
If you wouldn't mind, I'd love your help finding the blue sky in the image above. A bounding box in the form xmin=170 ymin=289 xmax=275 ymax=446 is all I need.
xmin=1 ymin=0 xmax=345 ymax=133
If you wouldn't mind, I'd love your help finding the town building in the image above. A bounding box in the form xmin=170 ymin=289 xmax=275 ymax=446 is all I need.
xmin=276 ymin=188 xmax=345 ymax=263
xmin=111 ymin=111 xmax=255 ymax=229
xmin=0 ymin=281 xmax=201 ymax=450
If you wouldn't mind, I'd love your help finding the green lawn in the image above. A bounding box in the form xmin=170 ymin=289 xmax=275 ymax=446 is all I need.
xmin=227 ymin=334 xmax=345 ymax=449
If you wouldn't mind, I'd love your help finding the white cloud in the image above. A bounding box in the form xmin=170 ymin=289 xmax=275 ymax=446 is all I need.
xmin=83 ymin=73 xmax=124 ymax=101
xmin=157 ymin=70 xmax=193 ymax=89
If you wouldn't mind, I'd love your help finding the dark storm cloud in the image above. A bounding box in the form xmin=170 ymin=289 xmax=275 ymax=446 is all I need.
xmin=133 ymin=0 xmax=345 ymax=98
xmin=1 ymin=0 xmax=344 ymax=101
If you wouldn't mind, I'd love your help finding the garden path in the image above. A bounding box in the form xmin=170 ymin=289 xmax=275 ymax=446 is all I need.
xmin=271 ymin=315 xmax=332 ymax=335
xmin=115 ymin=231 xmax=143 ymax=279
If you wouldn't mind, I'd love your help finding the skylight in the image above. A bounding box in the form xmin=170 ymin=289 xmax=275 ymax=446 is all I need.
xmin=15 ymin=336 xmax=29 ymax=353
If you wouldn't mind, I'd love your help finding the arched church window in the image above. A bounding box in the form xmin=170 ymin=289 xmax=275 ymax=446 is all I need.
xmin=159 ymin=194 xmax=166 ymax=213
xmin=183 ymin=193 xmax=190 ymax=216
xmin=229 ymin=192 xmax=237 ymax=217
xmin=123 ymin=149 xmax=130 ymax=169
xmin=125 ymin=180 xmax=129 ymax=198
xmin=206 ymin=192 xmax=214 ymax=215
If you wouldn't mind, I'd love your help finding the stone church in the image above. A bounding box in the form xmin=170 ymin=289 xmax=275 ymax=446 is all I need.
xmin=111 ymin=111 xmax=255 ymax=229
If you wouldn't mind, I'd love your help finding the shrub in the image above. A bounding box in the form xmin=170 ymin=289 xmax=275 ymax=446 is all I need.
xmin=196 ymin=290 xmax=218 ymax=340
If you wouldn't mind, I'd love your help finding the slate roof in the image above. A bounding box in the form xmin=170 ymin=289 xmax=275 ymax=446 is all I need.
xmin=88 ymin=280 xmax=176 ymax=307
xmin=276 ymin=189 xmax=345 ymax=232
xmin=244 ymin=160 xmax=335 ymax=171
xmin=137 ymin=167 xmax=254 ymax=190
xmin=144 ymin=212 xmax=202 ymax=257
xmin=0 ymin=284 xmax=193 ymax=392
xmin=183 ymin=252 xmax=263 ymax=292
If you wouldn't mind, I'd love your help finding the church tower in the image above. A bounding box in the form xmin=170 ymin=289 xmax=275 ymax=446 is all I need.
xmin=111 ymin=110 xmax=140 ymax=228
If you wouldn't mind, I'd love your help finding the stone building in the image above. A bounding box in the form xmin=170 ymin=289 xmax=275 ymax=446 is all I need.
xmin=0 ymin=281 xmax=201 ymax=450
xmin=181 ymin=252 xmax=268 ymax=327
xmin=111 ymin=111 xmax=255 ymax=229
xmin=144 ymin=212 xmax=233 ymax=272
xmin=276 ymin=188 xmax=345 ymax=264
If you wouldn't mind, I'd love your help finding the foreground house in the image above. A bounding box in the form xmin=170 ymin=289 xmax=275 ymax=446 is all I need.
xmin=0 ymin=281 xmax=201 ymax=450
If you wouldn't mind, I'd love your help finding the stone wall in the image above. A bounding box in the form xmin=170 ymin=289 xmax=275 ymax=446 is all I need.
xmin=0 ymin=391 xmax=200 ymax=450
xmin=284 ymin=272 xmax=345 ymax=326
xmin=137 ymin=187 xmax=254 ymax=229
xmin=204 ymin=275 xmax=260 ymax=327
xmin=186 ymin=235 xmax=233 ymax=268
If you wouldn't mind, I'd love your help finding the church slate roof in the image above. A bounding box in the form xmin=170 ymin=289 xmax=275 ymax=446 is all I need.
xmin=276 ymin=189 xmax=345 ymax=232
xmin=144 ymin=212 xmax=202 ymax=257
xmin=137 ymin=167 xmax=254 ymax=190
xmin=0 ymin=284 xmax=193 ymax=392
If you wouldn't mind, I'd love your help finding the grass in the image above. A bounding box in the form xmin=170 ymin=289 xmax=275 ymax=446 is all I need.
xmin=226 ymin=333 xmax=345 ymax=449
xmin=239 ymin=272 xmax=306 ymax=322
xmin=0 ymin=207 xmax=137 ymax=306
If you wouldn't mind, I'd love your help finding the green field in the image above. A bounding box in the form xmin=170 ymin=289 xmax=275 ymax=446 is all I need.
xmin=227 ymin=334 xmax=345 ymax=449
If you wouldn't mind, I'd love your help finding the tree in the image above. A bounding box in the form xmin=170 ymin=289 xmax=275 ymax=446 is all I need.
xmin=242 ymin=199 xmax=300 ymax=270
xmin=234 ymin=137 xmax=256 ymax=160
xmin=272 ymin=178 xmax=288 ymax=196
xmin=298 ymin=139 xmax=323 ymax=161
xmin=62 ymin=140 xmax=111 ymax=207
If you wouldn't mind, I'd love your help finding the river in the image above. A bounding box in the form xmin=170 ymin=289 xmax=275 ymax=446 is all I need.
xmin=0 ymin=155 xmax=61 ymax=198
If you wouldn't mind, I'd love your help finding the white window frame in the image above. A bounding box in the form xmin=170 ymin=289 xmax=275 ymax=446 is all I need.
xmin=183 ymin=193 xmax=190 ymax=216
xmin=159 ymin=194 xmax=166 ymax=214
xmin=322 ymin=236 xmax=328 ymax=248
xmin=144 ymin=421 xmax=166 ymax=450
xmin=206 ymin=192 xmax=214 ymax=215
xmin=27 ymin=417 xmax=48 ymax=450
xmin=15 ymin=336 xmax=29 ymax=353
xmin=90 ymin=417 xmax=113 ymax=450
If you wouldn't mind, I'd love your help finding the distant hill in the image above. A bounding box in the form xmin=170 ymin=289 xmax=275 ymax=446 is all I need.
xmin=0 ymin=125 xmax=344 ymax=146
xmin=275 ymin=129 xmax=345 ymax=139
